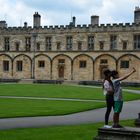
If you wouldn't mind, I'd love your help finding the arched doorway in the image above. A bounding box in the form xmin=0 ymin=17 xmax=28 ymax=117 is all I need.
xmin=58 ymin=65 xmax=64 ymax=78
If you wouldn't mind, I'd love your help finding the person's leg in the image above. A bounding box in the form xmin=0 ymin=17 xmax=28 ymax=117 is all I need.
xmin=105 ymin=96 xmax=113 ymax=125
xmin=113 ymin=112 xmax=119 ymax=125
xmin=113 ymin=101 xmax=123 ymax=128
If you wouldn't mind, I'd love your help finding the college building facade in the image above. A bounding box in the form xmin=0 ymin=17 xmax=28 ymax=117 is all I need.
xmin=0 ymin=8 xmax=140 ymax=82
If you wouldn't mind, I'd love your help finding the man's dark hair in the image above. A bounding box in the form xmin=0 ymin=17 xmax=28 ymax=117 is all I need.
xmin=111 ymin=70 xmax=118 ymax=78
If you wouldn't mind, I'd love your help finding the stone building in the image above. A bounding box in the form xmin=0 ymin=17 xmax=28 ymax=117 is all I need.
xmin=0 ymin=8 xmax=140 ymax=82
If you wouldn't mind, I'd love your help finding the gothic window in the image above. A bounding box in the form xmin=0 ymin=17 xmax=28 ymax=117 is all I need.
xmin=58 ymin=59 xmax=65 ymax=64
xmin=78 ymin=41 xmax=82 ymax=50
xmin=122 ymin=41 xmax=127 ymax=50
xmin=110 ymin=35 xmax=117 ymax=50
xmin=15 ymin=42 xmax=20 ymax=51
xmin=134 ymin=35 xmax=140 ymax=50
xmin=57 ymin=42 xmax=61 ymax=50
xmin=88 ymin=36 xmax=94 ymax=50
xmin=79 ymin=61 xmax=86 ymax=68
xmin=66 ymin=36 xmax=73 ymax=50
xmin=46 ymin=37 xmax=52 ymax=51
xmin=120 ymin=60 xmax=129 ymax=68
xmin=3 ymin=60 xmax=9 ymax=71
xmin=36 ymin=42 xmax=40 ymax=51
xmin=4 ymin=37 xmax=10 ymax=51
xmin=25 ymin=37 xmax=31 ymax=51
xmin=100 ymin=59 xmax=108 ymax=64
xmin=99 ymin=41 xmax=104 ymax=50
xmin=16 ymin=61 xmax=23 ymax=71
xmin=38 ymin=61 xmax=45 ymax=68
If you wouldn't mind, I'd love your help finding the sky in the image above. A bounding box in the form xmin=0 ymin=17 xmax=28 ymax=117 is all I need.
xmin=0 ymin=0 xmax=140 ymax=27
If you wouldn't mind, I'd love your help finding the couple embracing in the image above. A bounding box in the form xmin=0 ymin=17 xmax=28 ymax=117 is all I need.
xmin=103 ymin=68 xmax=136 ymax=128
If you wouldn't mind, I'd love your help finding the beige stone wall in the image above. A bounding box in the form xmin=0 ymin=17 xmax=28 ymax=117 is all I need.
xmin=117 ymin=55 xmax=140 ymax=82
xmin=0 ymin=52 xmax=139 ymax=82
xmin=13 ymin=55 xmax=31 ymax=79
xmin=94 ymin=54 xmax=116 ymax=80
xmin=0 ymin=55 xmax=12 ymax=78
xmin=52 ymin=55 xmax=72 ymax=80
xmin=0 ymin=25 xmax=140 ymax=82
xmin=35 ymin=54 xmax=51 ymax=79
xmin=73 ymin=54 xmax=93 ymax=80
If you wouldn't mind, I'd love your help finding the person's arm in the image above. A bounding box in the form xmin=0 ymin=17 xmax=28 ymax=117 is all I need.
xmin=118 ymin=68 xmax=136 ymax=81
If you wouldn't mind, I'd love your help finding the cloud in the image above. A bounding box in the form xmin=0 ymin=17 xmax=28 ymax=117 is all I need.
xmin=0 ymin=0 xmax=140 ymax=27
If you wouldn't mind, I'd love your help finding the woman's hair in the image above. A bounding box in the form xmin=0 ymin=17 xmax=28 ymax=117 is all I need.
xmin=103 ymin=69 xmax=112 ymax=89
xmin=103 ymin=69 xmax=111 ymax=80
xmin=111 ymin=70 xmax=118 ymax=79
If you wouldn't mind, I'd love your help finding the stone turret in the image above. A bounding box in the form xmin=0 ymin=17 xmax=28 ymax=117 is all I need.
xmin=91 ymin=15 xmax=99 ymax=26
xmin=33 ymin=12 xmax=41 ymax=27
xmin=0 ymin=21 xmax=7 ymax=28
xmin=134 ymin=7 xmax=140 ymax=24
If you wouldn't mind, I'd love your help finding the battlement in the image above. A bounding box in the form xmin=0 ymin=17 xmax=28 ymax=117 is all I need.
xmin=0 ymin=22 xmax=140 ymax=33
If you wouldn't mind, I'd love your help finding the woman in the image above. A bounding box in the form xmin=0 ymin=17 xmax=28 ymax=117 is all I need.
xmin=103 ymin=69 xmax=114 ymax=128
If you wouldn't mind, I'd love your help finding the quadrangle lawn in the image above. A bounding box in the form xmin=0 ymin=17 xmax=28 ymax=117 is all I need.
xmin=0 ymin=98 xmax=105 ymax=118
xmin=0 ymin=84 xmax=139 ymax=118
xmin=0 ymin=84 xmax=140 ymax=101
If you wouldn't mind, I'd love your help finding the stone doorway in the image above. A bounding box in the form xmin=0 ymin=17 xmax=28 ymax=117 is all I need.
xmin=100 ymin=65 xmax=108 ymax=79
xmin=58 ymin=66 xmax=64 ymax=79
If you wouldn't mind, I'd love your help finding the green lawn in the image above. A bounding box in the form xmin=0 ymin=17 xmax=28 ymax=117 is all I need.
xmin=0 ymin=84 xmax=140 ymax=101
xmin=0 ymin=120 xmax=135 ymax=140
xmin=0 ymin=84 xmax=139 ymax=118
xmin=0 ymin=98 xmax=105 ymax=118
xmin=124 ymin=86 xmax=140 ymax=90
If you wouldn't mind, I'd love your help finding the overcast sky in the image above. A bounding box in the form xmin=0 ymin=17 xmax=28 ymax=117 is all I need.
xmin=0 ymin=0 xmax=140 ymax=27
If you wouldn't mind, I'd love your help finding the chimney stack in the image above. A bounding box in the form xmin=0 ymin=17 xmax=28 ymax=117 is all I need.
xmin=72 ymin=16 xmax=76 ymax=26
xmin=33 ymin=12 xmax=41 ymax=27
xmin=24 ymin=22 xmax=27 ymax=28
xmin=91 ymin=15 xmax=99 ymax=26
xmin=134 ymin=7 xmax=140 ymax=24
xmin=0 ymin=21 xmax=7 ymax=28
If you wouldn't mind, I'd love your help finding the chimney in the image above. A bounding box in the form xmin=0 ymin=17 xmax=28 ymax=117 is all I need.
xmin=134 ymin=7 xmax=140 ymax=24
xmin=0 ymin=21 xmax=7 ymax=28
xmin=33 ymin=12 xmax=41 ymax=27
xmin=91 ymin=15 xmax=99 ymax=26
xmin=24 ymin=22 xmax=27 ymax=28
xmin=72 ymin=16 xmax=76 ymax=26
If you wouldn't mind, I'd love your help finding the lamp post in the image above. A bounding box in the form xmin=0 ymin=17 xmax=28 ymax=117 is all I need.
xmin=32 ymin=33 xmax=37 ymax=79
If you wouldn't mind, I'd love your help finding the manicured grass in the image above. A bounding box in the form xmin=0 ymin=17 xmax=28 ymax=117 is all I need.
xmin=0 ymin=120 xmax=135 ymax=140
xmin=0 ymin=84 xmax=140 ymax=101
xmin=0 ymin=84 xmax=104 ymax=100
xmin=0 ymin=98 xmax=105 ymax=118
xmin=124 ymin=86 xmax=140 ymax=90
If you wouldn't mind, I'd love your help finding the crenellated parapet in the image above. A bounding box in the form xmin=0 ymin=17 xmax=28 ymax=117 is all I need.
xmin=0 ymin=22 xmax=140 ymax=34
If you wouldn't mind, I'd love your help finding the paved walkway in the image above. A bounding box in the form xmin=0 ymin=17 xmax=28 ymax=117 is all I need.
xmin=0 ymin=96 xmax=105 ymax=102
xmin=0 ymin=100 xmax=139 ymax=130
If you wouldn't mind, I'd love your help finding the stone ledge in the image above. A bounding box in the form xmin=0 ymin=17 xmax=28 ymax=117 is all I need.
xmin=135 ymin=113 xmax=140 ymax=127
xmin=94 ymin=127 xmax=140 ymax=140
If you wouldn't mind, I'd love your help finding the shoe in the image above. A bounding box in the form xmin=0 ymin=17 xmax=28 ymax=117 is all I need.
xmin=112 ymin=124 xmax=123 ymax=128
xmin=104 ymin=125 xmax=112 ymax=128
